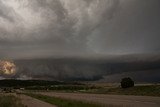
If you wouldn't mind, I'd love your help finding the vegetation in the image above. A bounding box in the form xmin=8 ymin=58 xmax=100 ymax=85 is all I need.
xmin=1 ymin=79 xmax=159 ymax=97
xmin=121 ymin=77 xmax=134 ymax=88
xmin=107 ymin=85 xmax=160 ymax=96
xmin=0 ymin=79 xmax=66 ymax=87
xmin=0 ymin=95 xmax=26 ymax=107
xmin=26 ymin=85 xmax=97 ymax=92
xmin=86 ymin=85 xmax=160 ymax=97
xmin=25 ymin=93 xmax=102 ymax=107
xmin=0 ymin=79 xmax=98 ymax=92
xmin=0 ymin=79 xmax=85 ymax=88
xmin=25 ymin=93 xmax=122 ymax=107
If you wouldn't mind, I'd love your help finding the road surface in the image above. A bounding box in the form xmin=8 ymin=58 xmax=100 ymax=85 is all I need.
xmin=18 ymin=94 xmax=56 ymax=107
xmin=39 ymin=92 xmax=160 ymax=107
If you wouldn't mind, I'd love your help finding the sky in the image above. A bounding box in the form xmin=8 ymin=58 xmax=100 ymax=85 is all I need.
xmin=0 ymin=0 xmax=160 ymax=81
xmin=0 ymin=0 xmax=160 ymax=59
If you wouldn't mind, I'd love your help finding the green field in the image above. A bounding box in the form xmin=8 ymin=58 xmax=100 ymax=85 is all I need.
xmin=85 ymin=85 xmax=160 ymax=97
xmin=25 ymin=93 xmax=122 ymax=107
xmin=0 ymin=95 xmax=26 ymax=107
xmin=25 ymin=84 xmax=160 ymax=97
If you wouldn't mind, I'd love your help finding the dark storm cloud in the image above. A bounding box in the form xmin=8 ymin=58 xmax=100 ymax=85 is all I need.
xmin=0 ymin=0 xmax=160 ymax=81
xmin=12 ymin=56 xmax=160 ymax=81
xmin=0 ymin=0 xmax=121 ymax=58
xmin=88 ymin=0 xmax=160 ymax=54
xmin=100 ymin=69 xmax=160 ymax=83
xmin=0 ymin=0 xmax=159 ymax=59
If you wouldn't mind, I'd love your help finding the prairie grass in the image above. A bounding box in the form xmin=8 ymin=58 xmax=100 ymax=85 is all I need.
xmin=25 ymin=93 xmax=122 ymax=107
xmin=87 ymin=85 xmax=160 ymax=97
xmin=0 ymin=95 xmax=26 ymax=107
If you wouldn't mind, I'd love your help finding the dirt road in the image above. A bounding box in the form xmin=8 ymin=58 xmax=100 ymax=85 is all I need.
xmin=18 ymin=94 xmax=56 ymax=107
xmin=39 ymin=92 xmax=160 ymax=107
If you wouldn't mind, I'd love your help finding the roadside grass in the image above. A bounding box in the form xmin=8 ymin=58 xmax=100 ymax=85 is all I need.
xmin=25 ymin=93 xmax=122 ymax=107
xmin=86 ymin=85 xmax=160 ymax=97
xmin=0 ymin=95 xmax=26 ymax=107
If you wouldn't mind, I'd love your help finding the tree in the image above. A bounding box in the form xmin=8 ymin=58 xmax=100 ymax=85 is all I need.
xmin=121 ymin=77 xmax=134 ymax=88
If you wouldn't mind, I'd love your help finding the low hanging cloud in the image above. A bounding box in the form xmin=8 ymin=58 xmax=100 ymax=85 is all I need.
xmin=10 ymin=56 xmax=160 ymax=81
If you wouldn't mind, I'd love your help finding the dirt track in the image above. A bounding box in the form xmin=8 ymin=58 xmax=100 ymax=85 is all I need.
xmin=18 ymin=94 xmax=56 ymax=107
xmin=39 ymin=92 xmax=160 ymax=107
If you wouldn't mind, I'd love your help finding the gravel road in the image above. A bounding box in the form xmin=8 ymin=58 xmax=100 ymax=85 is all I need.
xmin=18 ymin=94 xmax=56 ymax=107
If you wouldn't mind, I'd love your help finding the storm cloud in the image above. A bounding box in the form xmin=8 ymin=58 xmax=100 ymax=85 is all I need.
xmin=12 ymin=56 xmax=160 ymax=82
xmin=0 ymin=0 xmax=160 ymax=82
xmin=0 ymin=0 xmax=159 ymax=59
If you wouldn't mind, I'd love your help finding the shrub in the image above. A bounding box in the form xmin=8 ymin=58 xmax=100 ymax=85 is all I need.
xmin=121 ymin=77 xmax=134 ymax=88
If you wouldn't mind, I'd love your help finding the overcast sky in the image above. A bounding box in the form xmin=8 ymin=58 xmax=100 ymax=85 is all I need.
xmin=0 ymin=0 xmax=160 ymax=59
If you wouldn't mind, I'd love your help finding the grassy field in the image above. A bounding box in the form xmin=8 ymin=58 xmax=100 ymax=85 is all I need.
xmin=25 ymin=84 xmax=160 ymax=97
xmin=25 ymin=93 xmax=122 ymax=107
xmin=0 ymin=95 xmax=26 ymax=107
xmin=85 ymin=85 xmax=160 ymax=97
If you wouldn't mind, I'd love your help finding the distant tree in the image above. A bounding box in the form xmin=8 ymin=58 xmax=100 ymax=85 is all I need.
xmin=121 ymin=77 xmax=134 ymax=88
